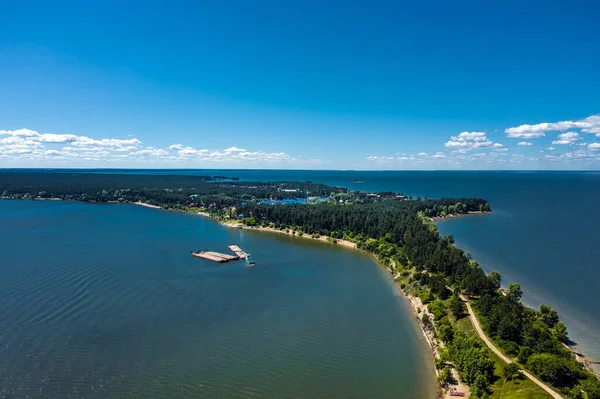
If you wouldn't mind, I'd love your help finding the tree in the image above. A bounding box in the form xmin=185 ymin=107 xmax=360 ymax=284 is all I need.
xmin=448 ymin=332 xmax=494 ymax=387
xmin=439 ymin=324 xmax=454 ymax=343
xmin=422 ymin=313 xmax=433 ymax=331
xmin=450 ymin=295 xmax=465 ymax=319
xmin=577 ymin=379 xmax=600 ymax=399
xmin=507 ymin=283 xmax=522 ymax=302
xmin=438 ymin=366 xmax=452 ymax=386
xmin=504 ymin=363 xmax=521 ymax=381
xmin=472 ymin=374 xmax=490 ymax=398
xmin=435 ymin=357 xmax=446 ymax=370
xmin=242 ymin=217 xmax=257 ymax=226
xmin=488 ymin=271 xmax=501 ymax=290
xmin=540 ymin=304 xmax=560 ymax=328
xmin=527 ymin=353 xmax=583 ymax=388
xmin=518 ymin=346 xmax=532 ymax=364
xmin=553 ymin=321 xmax=568 ymax=343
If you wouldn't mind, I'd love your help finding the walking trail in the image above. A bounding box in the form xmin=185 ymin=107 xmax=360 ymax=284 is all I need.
xmin=459 ymin=294 xmax=562 ymax=399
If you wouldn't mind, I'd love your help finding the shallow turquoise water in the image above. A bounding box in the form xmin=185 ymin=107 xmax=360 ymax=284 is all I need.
xmin=0 ymin=200 xmax=435 ymax=398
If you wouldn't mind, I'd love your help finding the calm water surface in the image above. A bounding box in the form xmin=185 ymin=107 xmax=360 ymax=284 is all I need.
xmin=0 ymin=200 xmax=435 ymax=399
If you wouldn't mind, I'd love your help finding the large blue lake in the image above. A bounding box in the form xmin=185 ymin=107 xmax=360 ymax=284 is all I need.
xmin=0 ymin=199 xmax=434 ymax=398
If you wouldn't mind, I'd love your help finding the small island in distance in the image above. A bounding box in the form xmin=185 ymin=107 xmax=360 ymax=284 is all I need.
xmin=1 ymin=169 xmax=598 ymax=399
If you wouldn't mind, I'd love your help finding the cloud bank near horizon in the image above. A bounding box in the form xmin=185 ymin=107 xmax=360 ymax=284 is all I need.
xmin=366 ymin=114 xmax=600 ymax=169
xmin=0 ymin=128 xmax=326 ymax=168
xmin=2 ymin=113 xmax=600 ymax=169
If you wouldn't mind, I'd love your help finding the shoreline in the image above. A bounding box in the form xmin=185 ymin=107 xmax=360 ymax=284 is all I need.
xmin=430 ymin=210 xmax=487 ymax=222
xmin=221 ymin=220 xmax=360 ymax=250
xmin=133 ymin=201 xmax=162 ymax=209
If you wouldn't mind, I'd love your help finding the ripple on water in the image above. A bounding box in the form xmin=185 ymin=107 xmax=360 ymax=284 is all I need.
xmin=0 ymin=200 xmax=434 ymax=399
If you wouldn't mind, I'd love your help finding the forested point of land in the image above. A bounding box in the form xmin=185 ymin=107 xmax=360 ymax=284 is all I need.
xmin=1 ymin=170 xmax=598 ymax=398
xmin=0 ymin=171 xmax=344 ymax=206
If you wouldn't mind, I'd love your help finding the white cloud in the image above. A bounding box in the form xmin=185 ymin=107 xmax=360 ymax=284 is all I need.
xmin=552 ymin=132 xmax=580 ymax=145
xmin=0 ymin=144 xmax=33 ymax=154
xmin=130 ymin=148 xmax=168 ymax=156
xmin=589 ymin=143 xmax=600 ymax=150
xmin=0 ymin=136 xmax=26 ymax=145
xmin=168 ymin=144 xmax=184 ymax=150
xmin=432 ymin=152 xmax=446 ymax=159
xmin=177 ymin=147 xmax=208 ymax=157
xmin=224 ymin=146 xmax=246 ymax=152
xmin=445 ymin=131 xmax=500 ymax=151
xmin=0 ymin=129 xmax=142 ymax=150
xmin=0 ymin=128 xmax=144 ymax=164
xmin=0 ymin=128 xmax=39 ymax=137
xmin=505 ymin=128 xmax=546 ymax=139
xmin=173 ymin=145 xmax=296 ymax=164
xmin=367 ymin=156 xmax=395 ymax=162
xmin=418 ymin=152 xmax=428 ymax=157
xmin=517 ymin=142 xmax=533 ymax=146
xmin=38 ymin=133 xmax=78 ymax=143
xmin=506 ymin=114 xmax=600 ymax=138
xmin=71 ymin=137 xmax=142 ymax=148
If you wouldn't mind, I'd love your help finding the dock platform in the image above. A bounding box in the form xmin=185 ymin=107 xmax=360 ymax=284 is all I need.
xmin=191 ymin=250 xmax=240 ymax=263
xmin=228 ymin=245 xmax=248 ymax=259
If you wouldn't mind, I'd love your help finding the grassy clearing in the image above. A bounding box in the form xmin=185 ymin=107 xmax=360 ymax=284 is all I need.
xmin=455 ymin=317 xmax=552 ymax=399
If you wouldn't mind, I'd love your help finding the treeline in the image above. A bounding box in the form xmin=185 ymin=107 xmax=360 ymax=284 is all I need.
xmin=240 ymin=199 xmax=493 ymax=296
xmin=0 ymin=171 xmax=345 ymax=208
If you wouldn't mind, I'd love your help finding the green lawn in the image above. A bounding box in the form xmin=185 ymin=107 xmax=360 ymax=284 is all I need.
xmin=455 ymin=317 xmax=552 ymax=399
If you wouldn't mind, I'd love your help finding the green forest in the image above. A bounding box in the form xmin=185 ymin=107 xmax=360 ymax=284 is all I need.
xmin=0 ymin=170 xmax=344 ymax=207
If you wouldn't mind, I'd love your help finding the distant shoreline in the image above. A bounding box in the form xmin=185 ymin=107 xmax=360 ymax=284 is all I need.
xmin=430 ymin=210 xmax=487 ymax=222
xmin=133 ymin=201 xmax=161 ymax=209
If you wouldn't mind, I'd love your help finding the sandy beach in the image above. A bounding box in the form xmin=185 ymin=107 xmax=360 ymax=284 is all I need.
xmin=222 ymin=221 xmax=358 ymax=249
xmin=133 ymin=201 xmax=162 ymax=209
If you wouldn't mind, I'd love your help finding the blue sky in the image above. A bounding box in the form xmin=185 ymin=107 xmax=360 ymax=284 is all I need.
xmin=1 ymin=0 xmax=599 ymax=169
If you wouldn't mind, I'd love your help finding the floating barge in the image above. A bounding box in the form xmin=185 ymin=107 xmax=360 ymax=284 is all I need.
xmin=191 ymin=250 xmax=239 ymax=263
xmin=191 ymin=245 xmax=255 ymax=265
xmin=229 ymin=245 xmax=255 ymax=266
xmin=228 ymin=245 xmax=248 ymax=259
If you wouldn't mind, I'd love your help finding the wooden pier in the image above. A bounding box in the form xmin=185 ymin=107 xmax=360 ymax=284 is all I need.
xmin=228 ymin=245 xmax=248 ymax=259
xmin=191 ymin=245 xmax=253 ymax=265
xmin=191 ymin=250 xmax=240 ymax=263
